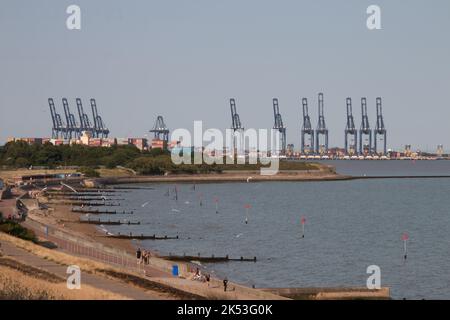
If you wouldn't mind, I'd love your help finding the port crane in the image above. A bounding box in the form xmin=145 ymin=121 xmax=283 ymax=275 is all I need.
xmin=230 ymin=98 xmax=243 ymax=132
xmin=90 ymin=99 xmax=110 ymax=138
xmin=272 ymin=98 xmax=286 ymax=155
xmin=374 ymin=97 xmax=387 ymax=155
xmin=150 ymin=116 xmax=169 ymax=142
xmin=62 ymin=98 xmax=80 ymax=139
xmin=301 ymin=98 xmax=314 ymax=154
xmin=76 ymin=98 xmax=94 ymax=136
xmin=315 ymin=93 xmax=328 ymax=154
xmin=359 ymin=97 xmax=372 ymax=155
xmin=344 ymin=97 xmax=357 ymax=155
xmin=229 ymin=98 xmax=244 ymax=153
xmin=48 ymin=98 xmax=66 ymax=139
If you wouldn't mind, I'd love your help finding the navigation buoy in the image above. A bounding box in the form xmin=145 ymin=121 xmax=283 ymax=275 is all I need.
xmin=301 ymin=216 xmax=306 ymax=238
xmin=214 ymin=197 xmax=219 ymax=213
xmin=402 ymin=232 xmax=409 ymax=259
xmin=244 ymin=204 xmax=251 ymax=224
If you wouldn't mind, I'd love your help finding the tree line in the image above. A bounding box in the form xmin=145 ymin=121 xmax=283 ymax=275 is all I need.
xmin=0 ymin=141 xmax=316 ymax=175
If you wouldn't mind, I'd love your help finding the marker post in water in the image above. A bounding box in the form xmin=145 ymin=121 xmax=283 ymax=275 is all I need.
xmin=402 ymin=232 xmax=409 ymax=259
xmin=301 ymin=216 xmax=306 ymax=238
xmin=214 ymin=197 xmax=219 ymax=213
xmin=244 ymin=204 xmax=251 ymax=224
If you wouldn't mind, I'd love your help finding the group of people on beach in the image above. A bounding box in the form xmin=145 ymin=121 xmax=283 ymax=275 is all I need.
xmin=136 ymin=247 xmax=151 ymax=265
xmin=193 ymin=267 xmax=211 ymax=286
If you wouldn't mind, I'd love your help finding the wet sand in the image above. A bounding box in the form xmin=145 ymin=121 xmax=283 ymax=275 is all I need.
xmin=27 ymin=202 xmax=136 ymax=254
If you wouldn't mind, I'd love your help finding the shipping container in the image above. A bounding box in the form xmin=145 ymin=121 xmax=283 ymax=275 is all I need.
xmin=116 ymin=138 xmax=129 ymax=145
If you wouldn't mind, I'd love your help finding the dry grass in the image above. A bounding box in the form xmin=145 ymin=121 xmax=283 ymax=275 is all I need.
xmin=0 ymin=266 xmax=128 ymax=300
xmin=98 ymin=269 xmax=202 ymax=300
xmin=0 ymin=232 xmax=181 ymax=299
xmin=0 ymin=169 xmax=77 ymax=180
xmin=0 ymin=232 xmax=116 ymax=274
xmin=0 ymin=256 xmax=64 ymax=283
xmin=96 ymin=168 xmax=134 ymax=177
xmin=0 ymin=167 xmax=132 ymax=181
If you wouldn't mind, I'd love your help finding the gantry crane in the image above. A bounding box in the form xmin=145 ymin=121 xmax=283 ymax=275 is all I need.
xmin=90 ymin=99 xmax=110 ymax=138
xmin=301 ymin=98 xmax=314 ymax=154
xmin=76 ymin=98 xmax=93 ymax=136
xmin=315 ymin=93 xmax=328 ymax=154
xmin=150 ymin=116 xmax=169 ymax=141
xmin=48 ymin=98 xmax=66 ymax=139
xmin=359 ymin=97 xmax=372 ymax=155
xmin=374 ymin=97 xmax=387 ymax=155
xmin=272 ymin=98 xmax=286 ymax=155
xmin=230 ymin=98 xmax=244 ymax=152
xmin=62 ymin=98 xmax=80 ymax=139
xmin=344 ymin=97 xmax=357 ymax=155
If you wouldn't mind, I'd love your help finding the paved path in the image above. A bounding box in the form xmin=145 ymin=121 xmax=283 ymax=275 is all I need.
xmin=0 ymin=240 xmax=165 ymax=300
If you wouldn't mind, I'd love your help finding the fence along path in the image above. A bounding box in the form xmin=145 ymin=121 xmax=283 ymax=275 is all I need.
xmin=23 ymin=218 xmax=179 ymax=277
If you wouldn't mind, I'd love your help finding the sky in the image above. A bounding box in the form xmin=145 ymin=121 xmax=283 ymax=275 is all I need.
xmin=0 ymin=0 xmax=449 ymax=152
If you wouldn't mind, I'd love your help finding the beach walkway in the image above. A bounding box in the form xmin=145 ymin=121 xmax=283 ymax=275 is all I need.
xmin=0 ymin=239 xmax=166 ymax=300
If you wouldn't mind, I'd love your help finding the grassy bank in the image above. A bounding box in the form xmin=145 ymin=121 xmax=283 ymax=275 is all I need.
xmin=0 ymin=220 xmax=37 ymax=243
xmin=0 ymin=141 xmax=321 ymax=177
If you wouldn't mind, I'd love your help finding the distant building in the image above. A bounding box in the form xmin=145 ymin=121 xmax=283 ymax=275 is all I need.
xmin=437 ymin=144 xmax=444 ymax=157
xmin=404 ymin=145 xmax=412 ymax=157
xmin=8 ymin=137 xmax=44 ymax=145
xmin=129 ymin=138 xmax=148 ymax=151
xmin=151 ymin=138 xmax=167 ymax=150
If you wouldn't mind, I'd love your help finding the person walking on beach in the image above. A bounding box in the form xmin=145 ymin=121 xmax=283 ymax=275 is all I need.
xmin=136 ymin=248 xmax=142 ymax=264
xmin=206 ymin=274 xmax=210 ymax=287
xmin=223 ymin=278 xmax=228 ymax=292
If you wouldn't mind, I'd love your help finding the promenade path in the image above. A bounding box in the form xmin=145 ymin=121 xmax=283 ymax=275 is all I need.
xmin=0 ymin=239 xmax=165 ymax=300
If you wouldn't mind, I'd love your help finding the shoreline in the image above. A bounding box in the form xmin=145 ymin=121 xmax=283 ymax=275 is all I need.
xmin=0 ymin=166 xmax=394 ymax=300
xmin=94 ymin=166 xmax=351 ymax=185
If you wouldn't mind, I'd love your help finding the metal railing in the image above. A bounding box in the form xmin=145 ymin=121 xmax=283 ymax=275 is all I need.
xmin=24 ymin=218 xmax=186 ymax=276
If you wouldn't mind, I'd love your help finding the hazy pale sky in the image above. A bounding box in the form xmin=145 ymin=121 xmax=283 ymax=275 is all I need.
xmin=1 ymin=0 xmax=449 ymax=151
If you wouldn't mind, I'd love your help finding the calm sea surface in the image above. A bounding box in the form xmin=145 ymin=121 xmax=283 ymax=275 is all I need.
xmin=99 ymin=161 xmax=450 ymax=299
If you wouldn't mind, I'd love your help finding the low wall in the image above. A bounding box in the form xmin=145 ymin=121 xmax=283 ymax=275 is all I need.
xmin=261 ymin=287 xmax=390 ymax=300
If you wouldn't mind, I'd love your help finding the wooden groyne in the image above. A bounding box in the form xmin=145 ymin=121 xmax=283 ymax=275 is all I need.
xmin=45 ymin=191 xmax=117 ymax=196
xmin=110 ymin=186 xmax=155 ymax=190
xmin=48 ymin=196 xmax=124 ymax=201
xmin=79 ymin=219 xmax=141 ymax=225
xmin=163 ymin=254 xmax=257 ymax=263
xmin=105 ymin=233 xmax=179 ymax=240
xmin=50 ymin=201 xmax=121 ymax=207
xmin=71 ymin=208 xmax=134 ymax=215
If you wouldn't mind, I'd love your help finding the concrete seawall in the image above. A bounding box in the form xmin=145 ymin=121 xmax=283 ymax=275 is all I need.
xmin=22 ymin=212 xmax=287 ymax=300
xmin=94 ymin=171 xmax=351 ymax=186
xmin=261 ymin=287 xmax=390 ymax=300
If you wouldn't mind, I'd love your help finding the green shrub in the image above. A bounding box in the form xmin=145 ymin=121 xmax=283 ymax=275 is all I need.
xmin=0 ymin=220 xmax=37 ymax=243
xmin=79 ymin=167 xmax=100 ymax=178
